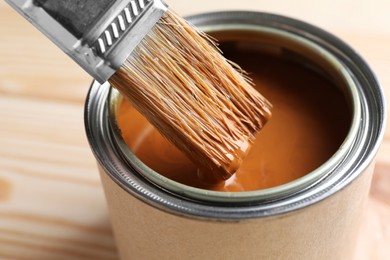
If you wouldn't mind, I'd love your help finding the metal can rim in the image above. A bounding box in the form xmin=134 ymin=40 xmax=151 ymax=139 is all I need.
xmin=85 ymin=11 xmax=386 ymax=219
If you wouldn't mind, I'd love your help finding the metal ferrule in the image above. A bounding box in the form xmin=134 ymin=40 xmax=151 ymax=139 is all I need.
xmin=5 ymin=0 xmax=168 ymax=83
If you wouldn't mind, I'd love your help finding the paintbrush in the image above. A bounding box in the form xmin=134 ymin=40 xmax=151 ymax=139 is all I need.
xmin=5 ymin=0 xmax=271 ymax=181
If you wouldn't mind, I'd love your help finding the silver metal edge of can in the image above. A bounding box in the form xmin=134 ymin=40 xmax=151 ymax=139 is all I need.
xmin=108 ymin=25 xmax=361 ymax=203
xmin=84 ymin=11 xmax=386 ymax=220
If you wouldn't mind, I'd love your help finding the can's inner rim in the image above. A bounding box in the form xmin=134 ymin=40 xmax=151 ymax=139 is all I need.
xmin=107 ymin=25 xmax=361 ymax=203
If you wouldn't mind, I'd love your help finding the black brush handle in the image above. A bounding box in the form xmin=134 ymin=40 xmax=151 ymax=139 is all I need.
xmin=33 ymin=0 xmax=114 ymax=38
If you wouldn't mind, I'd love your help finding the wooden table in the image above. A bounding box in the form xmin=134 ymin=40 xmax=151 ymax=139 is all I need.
xmin=1 ymin=1 xmax=389 ymax=259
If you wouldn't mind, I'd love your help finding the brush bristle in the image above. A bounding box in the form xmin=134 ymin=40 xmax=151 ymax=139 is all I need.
xmin=109 ymin=10 xmax=272 ymax=180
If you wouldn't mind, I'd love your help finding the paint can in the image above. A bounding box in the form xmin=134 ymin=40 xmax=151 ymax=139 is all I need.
xmin=85 ymin=11 xmax=386 ymax=259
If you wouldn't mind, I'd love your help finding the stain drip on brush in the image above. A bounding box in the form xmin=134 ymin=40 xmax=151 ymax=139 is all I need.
xmin=109 ymin=10 xmax=272 ymax=181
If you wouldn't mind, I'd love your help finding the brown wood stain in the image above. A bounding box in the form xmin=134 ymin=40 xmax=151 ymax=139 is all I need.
xmin=117 ymin=50 xmax=351 ymax=192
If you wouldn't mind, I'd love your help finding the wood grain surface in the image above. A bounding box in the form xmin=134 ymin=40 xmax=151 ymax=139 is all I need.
xmin=0 ymin=1 xmax=389 ymax=259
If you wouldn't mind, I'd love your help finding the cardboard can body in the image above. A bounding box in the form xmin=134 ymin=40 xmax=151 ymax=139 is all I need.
xmin=99 ymin=164 xmax=373 ymax=259
xmin=85 ymin=12 xmax=386 ymax=260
